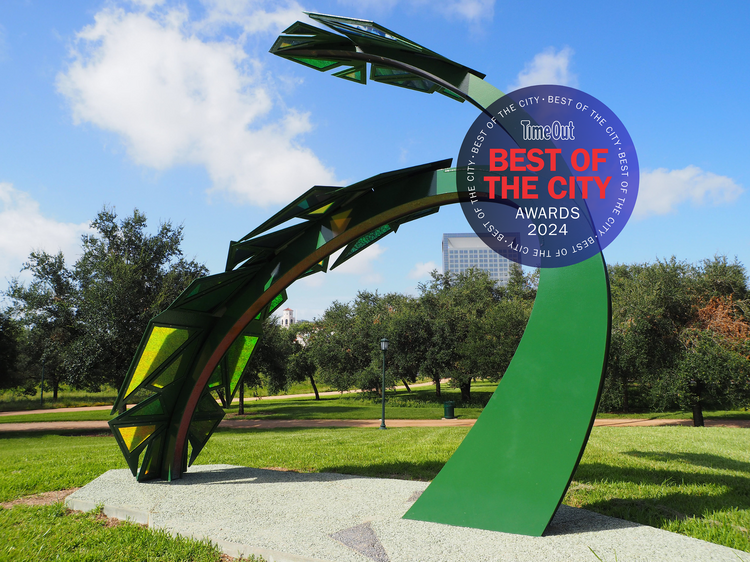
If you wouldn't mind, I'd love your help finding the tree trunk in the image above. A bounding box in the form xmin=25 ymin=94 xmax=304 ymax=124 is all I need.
xmin=401 ymin=378 xmax=411 ymax=392
xmin=692 ymin=400 xmax=704 ymax=427
xmin=434 ymin=377 xmax=441 ymax=399
xmin=621 ymin=374 xmax=629 ymax=413
xmin=52 ymin=378 xmax=59 ymax=401
xmin=309 ymin=375 xmax=320 ymax=400
xmin=460 ymin=380 xmax=471 ymax=402
xmin=238 ymin=383 xmax=245 ymax=416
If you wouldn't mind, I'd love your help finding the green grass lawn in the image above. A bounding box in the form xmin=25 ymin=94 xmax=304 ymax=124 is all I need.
xmin=0 ymin=410 xmax=114 ymax=424
xmin=596 ymin=409 xmax=750 ymax=420
xmin=225 ymin=385 xmax=491 ymax=420
xmin=0 ymin=387 xmax=119 ymax=412
xmin=1 ymin=426 xmax=749 ymax=554
xmin=0 ymin=503 xmax=224 ymax=562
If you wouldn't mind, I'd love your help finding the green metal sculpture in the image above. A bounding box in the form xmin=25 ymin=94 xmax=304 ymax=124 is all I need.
xmin=109 ymin=13 xmax=610 ymax=537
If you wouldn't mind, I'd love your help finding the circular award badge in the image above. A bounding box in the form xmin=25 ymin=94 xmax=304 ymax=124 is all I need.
xmin=458 ymin=85 xmax=638 ymax=268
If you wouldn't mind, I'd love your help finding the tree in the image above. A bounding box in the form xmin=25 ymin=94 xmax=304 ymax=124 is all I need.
xmin=310 ymin=292 xmax=398 ymax=394
xmin=6 ymin=251 xmax=79 ymax=400
xmin=603 ymin=255 xmax=750 ymax=424
xmin=69 ymin=208 xmax=207 ymax=392
xmin=0 ymin=310 xmax=22 ymax=390
xmin=237 ymin=316 xmax=294 ymax=414
xmin=287 ymin=321 xmax=321 ymax=400
xmin=664 ymin=296 xmax=750 ymax=426
xmin=385 ymin=295 xmax=430 ymax=393
xmin=417 ymin=268 xmax=507 ymax=402
xmin=604 ymin=259 xmax=695 ymax=412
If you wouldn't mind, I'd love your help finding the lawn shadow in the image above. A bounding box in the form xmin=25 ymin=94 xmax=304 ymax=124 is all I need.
xmin=166 ymin=465 xmax=364 ymax=486
xmin=318 ymin=460 xmax=445 ymax=481
xmin=572 ymin=460 xmax=750 ymax=528
xmin=623 ymin=450 xmax=750 ymax=473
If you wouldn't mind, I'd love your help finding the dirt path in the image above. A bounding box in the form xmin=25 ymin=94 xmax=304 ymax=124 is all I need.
xmin=1 ymin=417 xmax=749 ymax=433
xmin=0 ymin=380 xmax=448 ymax=417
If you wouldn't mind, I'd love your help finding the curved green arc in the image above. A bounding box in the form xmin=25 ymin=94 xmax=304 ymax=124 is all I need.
xmin=404 ymin=255 xmax=610 ymax=535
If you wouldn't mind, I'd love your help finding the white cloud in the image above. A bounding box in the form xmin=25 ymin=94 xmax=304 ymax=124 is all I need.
xmin=56 ymin=1 xmax=336 ymax=207
xmin=507 ymin=46 xmax=577 ymax=91
xmin=0 ymin=183 xmax=92 ymax=283
xmin=333 ymin=243 xmax=386 ymax=284
xmin=408 ymin=261 xmax=437 ymax=279
xmin=335 ymin=0 xmax=494 ymax=22
xmin=635 ymin=166 xmax=743 ymax=219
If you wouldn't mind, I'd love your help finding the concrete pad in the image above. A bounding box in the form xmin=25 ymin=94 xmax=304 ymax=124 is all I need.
xmin=66 ymin=465 xmax=747 ymax=562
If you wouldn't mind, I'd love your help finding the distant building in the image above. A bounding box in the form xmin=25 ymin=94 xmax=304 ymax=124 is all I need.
xmin=280 ymin=307 xmax=295 ymax=328
xmin=442 ymin=233 xmax=516 ymax=285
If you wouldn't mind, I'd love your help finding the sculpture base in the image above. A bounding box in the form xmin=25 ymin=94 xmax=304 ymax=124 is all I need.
xmin=65 ymin=465 xmax=741 ymax=562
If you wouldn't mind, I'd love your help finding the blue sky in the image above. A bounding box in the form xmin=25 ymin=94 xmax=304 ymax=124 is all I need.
xmin=1 ymin=0 xmax=748 ymax=320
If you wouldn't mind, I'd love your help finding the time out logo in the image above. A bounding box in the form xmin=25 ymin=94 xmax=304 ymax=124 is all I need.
xmin=458 ymin=85 xmax=638 ymax=268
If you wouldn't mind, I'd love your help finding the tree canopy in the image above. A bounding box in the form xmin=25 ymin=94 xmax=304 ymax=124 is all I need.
xmin=4 ymin=207 xmax=207 ymax=398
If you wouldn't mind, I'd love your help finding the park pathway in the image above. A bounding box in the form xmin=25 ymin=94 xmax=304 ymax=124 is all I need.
xmin=1 ymin=417 xmax=749 ymax=433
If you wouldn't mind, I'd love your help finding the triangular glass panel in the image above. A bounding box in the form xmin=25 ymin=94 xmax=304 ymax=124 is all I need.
xmin=329 ymin=209 xmax=353 ymax=236
xmin=130 ymin=397 xmax=165 ymax=417
xmin=208 ymin=362 xmax=224 ymax=389
xmin=371 ymin=65 xmax=412 ymax=79
xmin=227 ymin=336 xmax=259 ymax=397
xmin=331 ymin=224 xmax=392 ymax=270
xmin=439 ymin=87 xmax=466 ymax=102
xmin=196 ymin=392 xmax=225 ymax=415
xmin=150 ymin=356 xmax=182 ymax=389
xmin=125 ymin=327 xmax=190 ymax=398
xmin=137 ymin=433 xmax=163 ymax=482
xmin=268 ymin=291 xmax=287 ymax=315
xmin=288 ymin=56 xmax=341 ymax=71
xmin=307 ymin=202 xmax=333 ymax=215
xmin=188 ymin=419 xmax=221 ymax=465
xmin=333 ymin=64 xmax=366 ymax=84
xmin=118 ymin=424 xmax=157 ymax=453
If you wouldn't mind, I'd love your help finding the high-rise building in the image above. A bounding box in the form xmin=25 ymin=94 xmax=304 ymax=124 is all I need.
xmin=442 ymin=233 xmax=515 ymax=285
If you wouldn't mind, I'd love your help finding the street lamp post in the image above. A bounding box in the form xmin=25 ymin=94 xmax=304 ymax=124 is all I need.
xmin=379 ymin=338 xmax=389 ymax=430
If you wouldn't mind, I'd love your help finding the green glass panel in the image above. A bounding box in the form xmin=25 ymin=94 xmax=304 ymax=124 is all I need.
xmin=188 ymin=419 xmax=221 ymax=465
xmin=125 ymin=327 xmax=189 ymax=397
xmin=439 ymin=87 xmax=465 ymax=102
xmin=150 ymin=357 xmax=182 ymax=389
xmin=371 ymin=65 xmax=410 ymax=78
xmin=333 ymin=65 xmax=366 ymax=84
xmin=227 ymin=336 xmax=259 ymax=396
xmin=352 ymin=225 xmax=390 ymax=253
xmin=132 ymin=399 xmax=164 ymax=417
xmin=207 ymin=363 xmax=223 ymax=389
xmin=317 ymin=230 xmax=327 ymax=249
xmin=387 ymin=78 xmax=435 ymax=92
xmin=331 ymin=225 xmax=392 ymax=270
xmin=138 ymin=434 xmax=163 ymax=481
xmin=289 ymin=56 xmax=340 ymax=70
xmin=268 ymin=293 xmax=285 ymax=315
xmin=196 ymin=393 xmax=222 ymax=414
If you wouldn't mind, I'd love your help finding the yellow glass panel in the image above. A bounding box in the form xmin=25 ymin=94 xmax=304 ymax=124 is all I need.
xmin=151 ymin=357 xmax=182 ymax=389
xmin=308 ymin=202 xmax=333 ymax=215
xmin=125 ymin=327 xmax=189 ymax=397
xmin=119 ymin=424 xmax=157 ymax=452
xmin=330 ymin=209 xmax=352 ymax=236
